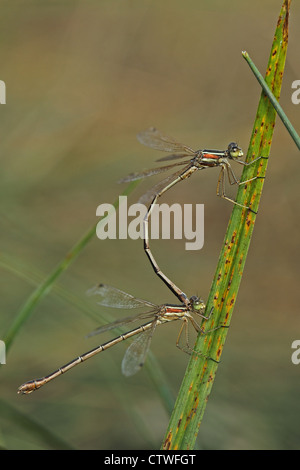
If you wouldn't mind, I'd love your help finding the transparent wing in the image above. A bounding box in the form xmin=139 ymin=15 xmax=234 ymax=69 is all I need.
xmin=121 ymin=321 xmax=157 ymax=376
xmin=137 ymin=127 xmax=195 ymax=154
xmin=118 ymin=160 xmax=189 ymax=183
xmin=87 ymin=284 xmax=156 ymax=309
xmin=156 ymin=153 xmax=193 ymax=162
xmin=138 ymin=166 xmax=190 ymax=206
xmin=87 ymin=309 xmax=158 ymax=337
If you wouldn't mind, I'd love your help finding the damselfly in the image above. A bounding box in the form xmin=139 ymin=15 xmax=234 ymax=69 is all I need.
xmin=119 ymin=127 xmax=262 ymax=306
xmin=18 ymin=284 xmax=217 ymax=395
xmin=121 ymin=127 xmax=261 ymax=210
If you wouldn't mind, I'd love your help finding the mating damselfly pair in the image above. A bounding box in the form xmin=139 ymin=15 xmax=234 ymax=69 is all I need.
xmin=18 ymin=128 xmax=262 ymax=394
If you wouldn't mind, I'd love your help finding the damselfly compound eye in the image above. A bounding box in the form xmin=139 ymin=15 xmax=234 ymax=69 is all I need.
xmin=228 ymin=142 xmax=243 ymax=159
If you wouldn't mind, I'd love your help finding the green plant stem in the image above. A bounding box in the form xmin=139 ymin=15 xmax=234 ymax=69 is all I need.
xmin=242 ymin=50 xmax=300 ymax=150
xmin=162 ymin=0 xmax=290 ymax=450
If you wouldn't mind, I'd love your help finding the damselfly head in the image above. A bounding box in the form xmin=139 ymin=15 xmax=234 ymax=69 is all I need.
xmin=227 ymin=142 xmax=243 ymax=159
xmin=189 ymin=295 xmax=205 ymax=312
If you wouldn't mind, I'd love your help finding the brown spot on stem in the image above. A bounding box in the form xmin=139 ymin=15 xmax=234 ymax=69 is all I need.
xmin=163 ymin=432 xmax=172 ymax=450
xmin=185 ymin=413 xmax=191 ymax=429
xmin=283 ymin=2 xmax=290 ymax=41
xmin=208 ymin=372 xmax=214 ymax=383
xmin=216 ymin=346 xmax=222 ymax=360
xmin=277 ymin=15 xmax=282 ymax=28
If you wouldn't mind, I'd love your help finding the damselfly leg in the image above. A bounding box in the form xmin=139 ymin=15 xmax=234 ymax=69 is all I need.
xmin=18 ymin=284 xmax=219 ymax=395
xmin=120 ymin=128 xmax=264 ymax=302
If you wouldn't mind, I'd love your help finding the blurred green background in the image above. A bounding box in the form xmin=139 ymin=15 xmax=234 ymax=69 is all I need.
xmin=1 ymin=0 xmax=300 ymax=450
